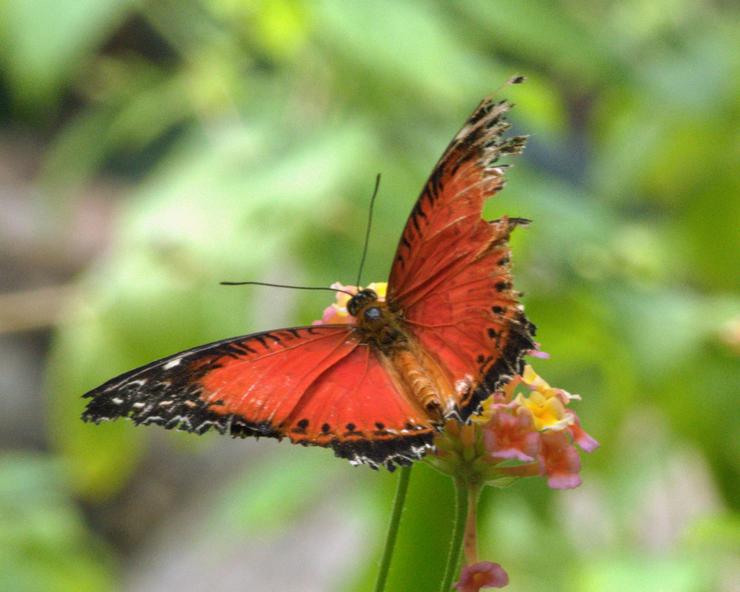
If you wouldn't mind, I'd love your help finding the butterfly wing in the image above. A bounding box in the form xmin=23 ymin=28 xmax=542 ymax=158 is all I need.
xmin=82 ymin=325 xmax=433 ymax=468
xmin=387 ymin=98 xmax=536 ymax=420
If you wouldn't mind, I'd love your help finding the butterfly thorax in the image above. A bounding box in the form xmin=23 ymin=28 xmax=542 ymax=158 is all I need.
xmin=349 ymin=289 xmax=450 ymax=421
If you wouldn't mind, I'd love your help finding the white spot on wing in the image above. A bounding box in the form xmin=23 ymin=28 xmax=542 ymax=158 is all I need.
xmin=163 ymin=358 xmax=182 ymax=370
xmin=455 ymin=375 xmax=473 ymax=396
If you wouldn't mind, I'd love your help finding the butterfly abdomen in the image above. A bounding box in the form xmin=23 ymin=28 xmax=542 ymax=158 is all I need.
xmin=390 ymin=349 xmax=450 ymax=421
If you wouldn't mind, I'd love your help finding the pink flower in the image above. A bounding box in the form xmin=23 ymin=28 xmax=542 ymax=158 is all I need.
xmin=539 ymin=431 xmax=582 ymax=489
xmin=527 ymin=347 xmax=550 ymax=359
xmin=569 ymin=418 xmax=599 ymax=453
xmin=483 ymin=409 xmax=540 ymax=462
xmin=455 ymin=561 xmax=509 ymax=590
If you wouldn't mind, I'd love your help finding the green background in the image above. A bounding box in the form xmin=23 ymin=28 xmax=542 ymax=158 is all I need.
xmin=0 ymin=1 xmax=737 ymax=591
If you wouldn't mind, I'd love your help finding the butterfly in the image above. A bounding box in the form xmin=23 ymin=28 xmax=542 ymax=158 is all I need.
xmin=82 ymin=92 xmax=536 ymax=470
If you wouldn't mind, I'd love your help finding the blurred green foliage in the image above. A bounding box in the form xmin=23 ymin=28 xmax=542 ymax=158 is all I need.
xmin=1 ymin=0 xmax=737 ymax=590
xmin=0 ymin=455 xmax=115 ymax=592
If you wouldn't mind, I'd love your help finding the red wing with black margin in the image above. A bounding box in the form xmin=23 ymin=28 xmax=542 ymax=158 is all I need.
xmin=83 ymin=325 xmax=434 ymax=469
xmin=387 ymin=97 xmax=536 ymax=421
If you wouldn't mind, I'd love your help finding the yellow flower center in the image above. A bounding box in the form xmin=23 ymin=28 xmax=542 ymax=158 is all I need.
xmin=515 ymin=391 xmax=570 ymax=431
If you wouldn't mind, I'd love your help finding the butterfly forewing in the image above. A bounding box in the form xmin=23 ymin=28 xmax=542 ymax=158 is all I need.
xmin=387 ymin=98 xmax=535 ymax=419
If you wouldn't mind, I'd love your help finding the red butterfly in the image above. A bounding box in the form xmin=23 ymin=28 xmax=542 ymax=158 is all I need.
xmin=82 ymin=95 xmax=535 ymax=470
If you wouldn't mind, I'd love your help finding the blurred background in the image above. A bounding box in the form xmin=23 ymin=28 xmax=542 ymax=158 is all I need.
xmin=1 ymin=1 xmax=738 ymax=591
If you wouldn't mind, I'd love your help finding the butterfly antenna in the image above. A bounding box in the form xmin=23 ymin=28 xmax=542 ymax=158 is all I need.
xmin=220 ymin=281 xmax=355 ymax=297
xmin=356 ymin=173 xmax=381 ymax=287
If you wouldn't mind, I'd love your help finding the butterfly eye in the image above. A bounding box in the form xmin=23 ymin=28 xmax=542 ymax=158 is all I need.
xmin=347 ymin=297 xmax=361 ymax=317
xmin=364 ymin=307 xmax=382 ymax=322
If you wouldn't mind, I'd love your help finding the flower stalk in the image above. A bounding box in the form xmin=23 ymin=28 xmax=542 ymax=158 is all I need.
xmin=373 ymin=465 xmax=412 ymax=592
xmin=440 ymin=478 xmax=469 ymax=592
xmin=463 ymin=481 xmax=481 ymax=566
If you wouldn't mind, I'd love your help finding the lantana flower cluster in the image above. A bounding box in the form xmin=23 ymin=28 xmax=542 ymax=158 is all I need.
xmin=464 ymin=364 xmax=598 ymax=489
xmin=430 ymin=362 xmax=597 ymax=493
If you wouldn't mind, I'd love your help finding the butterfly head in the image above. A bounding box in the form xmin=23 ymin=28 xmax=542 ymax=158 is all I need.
xmin=347 ymin=288 xmax=379 ymax=318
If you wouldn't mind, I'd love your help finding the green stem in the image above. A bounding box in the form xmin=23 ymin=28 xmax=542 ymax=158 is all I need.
xmin=439 ymin=477 xmax=468 ymax=592
xmin=463 ymin=482 xmax=481 ymax=565
xmin=374 ymin=465 xmax=412 ymax=592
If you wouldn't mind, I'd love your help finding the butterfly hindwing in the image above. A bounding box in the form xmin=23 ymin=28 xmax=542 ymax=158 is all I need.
xmin=83 ymin=325 xmax=433 ymax=468
xmin=275 ymin=344 xmax=434 ymax=468
xmin=387 ymin=98 xmax=535 ymax=419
